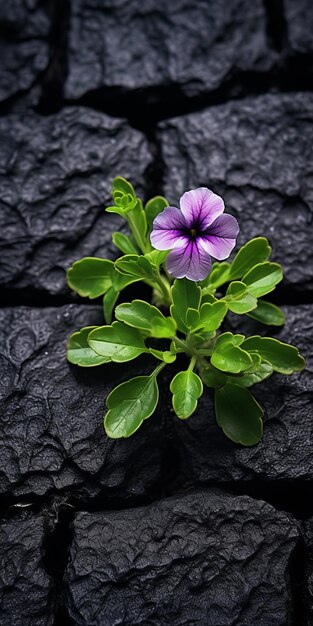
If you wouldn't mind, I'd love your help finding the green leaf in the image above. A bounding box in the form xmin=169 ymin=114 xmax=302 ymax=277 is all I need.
xmin=149 ymin=348 xmax=176 ymax=363
xmin=215 ymin=332 xmax=245 ymax=348
xmin=215 ymin=383 xmax=263 ymax=445
xmin=211 ymin=332 xmax=252 ymax=373
xmin=115 ymin=300 xmax=176 ymax=338
xmin=112 ymin=269 xmax=141 ymax=291
xmin=88 ymin=321 xmax=147 ymax=362
xmin=170 ymin=370 xmax=203 ymax=419
xmin=233 ymin=363 xmax=273 ymax=388
xmin=241 ymin=335 xmax=305 ymax=374
xmin=112 ymin=232 xmax=139 ymax=255
xmin=145 ymin=196 xmax=168 ymax=230
xmin=104 ymin=370 xmax=160 ymax=438
xmin=201 ymin=261 xmax=231 ymax=289
xmin=151 ymin=317 xmax=176 ymax=338
xmin=243 ymin=262 xmax=283 ymax=298
xmin=67 ymin=258 xmax=113 ymax=298
xmin=199 ymin=301 xmax=228 ymax=331
xmin=225 ymin=281 xmax=257 ymax=314
xmin=102 ymin=287 xmax=119 ymax=324
xmin=112 ymin=176 xmax=136 ymax=198
xmin=187 ymin=301 xmax=227 ymax=333
xmin=67 ymin=327 xmax=110 ymax=367
xmin=229 ymin=237 xmax=271 ymax=280
xmin=115 ymin=300 xmax=161 ymax=332
xmin=247 ymin=300 xmax=285 ymax=326
xmin=171 ymin=279 xmax=201 ymax=333
xmin=144 ymin=249 xmax=168 ymax=267
xmin=198 ymin=362 xmax=227 ymax=388
xmin=127 ymin=199 xmax=147 ymax=244
xmin=201 ymin=293 xmax=218 ymax=305
xmin=115 ymin=254 xmax=155 ymax=280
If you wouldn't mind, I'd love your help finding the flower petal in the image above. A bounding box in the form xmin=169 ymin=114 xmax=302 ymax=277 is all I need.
xmin=150 ymin=206 xmax=188 ymax=250
xmin=199 ymin=213 xmax=239 ymax=260
xmin=180 ymin=187 xmax=225 ymax=230
xmin=166 ymin=241 xmax=212 ymax=282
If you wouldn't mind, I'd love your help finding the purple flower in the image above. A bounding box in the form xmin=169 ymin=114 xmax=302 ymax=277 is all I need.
xmin=150 ymin=187 xmax=239 ymax=282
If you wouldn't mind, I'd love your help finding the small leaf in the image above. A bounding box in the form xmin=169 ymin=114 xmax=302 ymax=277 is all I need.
xmin=186 ymin=308 xmax=201 ymax=329
xmin=247 ymin=300 xmax=285 ymax=326
xmin=201 ymin=261 xmax=231 ymax=289
xmin=243 ymin=262 xmax=283 ymax=298
xmin=144 ymin=249 xmax=168 ymax=267
xmin=215 ymin=383 xmax=263 ymax=445
xmin=115 ymin=300 xmax=176 ymax=337
xmin=149 ymin=348 xmax=176 ymax=363
xmin=115 ymin=300 xmax=161 ymax=332
xmin=199 ymin=362 xmax=227 ymax=388
xmin=67 ymin=327 xmax=110 ymax=367
xmin=115 ymin=255 xmax=155 ymax=280
xmin=170 ymin=370 xmax=203 ymax=419
xmin=127 ymin=199 xmax=148 ymax=243
xmin=112 ymin=270 xmax=141 ymax=291
xmin=232 ymin=362 xmax=273 ymax=387
xmin=103 ymin=287 xmax=119 ymax=324
xmin=88 ymin=321 xmax=147 ymax=362
xmin=229 ymin=237 xmax=271 ymax=280
xmin=171 ymin=278 xmax=201 ymax=333
xmin=241 ymin=335 xmax=305 ymax=374
xmin=67 ymin=258 xmax=113 ymax=298
xmin=199 ymin=301 xmax=228 ymax=331
xmin=112 ymin=232 xmax=139 ymax=255
xmin=106 ymin=205 xmax=134 ymax=216
xmin=225 ymin=281 xmax=257 ymax=314
xmin=104 ymin=373 xmax=159 ymax=438
xmin=151 ymin=316 xmax=176 ymax=338
xmin=201 ymin=293 xmax=218 ymax=304
xmin=211 ymin=345 xmax=252 ymax=373
xmin=211 ymin=332 xmax=252 ymax=373
xmin=215 ymin=332 xmax=245 ymax=348
xmin=145 ymin=196 xmax=169 ymax=230
xmin=112 ymin=176 xmax=136 ymax=198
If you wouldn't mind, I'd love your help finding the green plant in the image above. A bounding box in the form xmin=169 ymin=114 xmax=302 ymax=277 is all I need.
xmin=66 ymin=177 xmax=305 ymax=446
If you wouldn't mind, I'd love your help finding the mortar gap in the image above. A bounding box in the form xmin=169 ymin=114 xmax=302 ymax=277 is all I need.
xmin=263 ymin=0 xmax=288 ymax=52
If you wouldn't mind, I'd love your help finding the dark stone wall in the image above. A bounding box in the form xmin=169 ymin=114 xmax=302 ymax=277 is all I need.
xmin=0 ymin=1 xmax=312 ymax=624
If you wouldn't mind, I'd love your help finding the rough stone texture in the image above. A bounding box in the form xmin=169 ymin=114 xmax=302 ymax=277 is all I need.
xmin=159 ymin=93 xmax=313 ymax=293
xmin=0 ymin=1 xmax=50 ymax=103
xmin=65 ymin=490 xmax=298 ymax=625
xmin=65 ymin=0 xmax=274 ymax=100
xmin=304 ymin=518 xmax=313 ymax=624
xmin=0 ymin=305 xmax=168 ymax=499
xmin=0 ymin=108 xmax=152 ymax=295
xmin=172 ymin=305 xmax=312 ymax=483
xmin=0 ymin=512 xmax=53 ymax=625
xmin=285 ymin=0 xmax=313 ymax=54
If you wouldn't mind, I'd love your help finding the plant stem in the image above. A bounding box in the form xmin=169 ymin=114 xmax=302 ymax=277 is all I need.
xmin=127 ymin=214 xmax=149 ymax=254
xmin=188 ymin=356 xmax=197 ymax=371
xmin=172 ymin=336 xmax=192 ymax=356
xmin=152 ymin=362 xmax=167 ymax=378
xmin=155 ymin=270 xmax=172 ymax=307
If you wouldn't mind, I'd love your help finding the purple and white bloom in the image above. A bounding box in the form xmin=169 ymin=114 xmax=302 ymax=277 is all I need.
xmin=150 ymin=187 xmax=239 ymax=282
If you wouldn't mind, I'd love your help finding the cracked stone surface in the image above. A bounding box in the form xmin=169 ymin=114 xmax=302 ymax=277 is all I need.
xmin=304 ymin=518 xmax=313 ymax=624
xmin=158 ymin=93 xmax=313 ymax=293
xmin=0 ymin=1 xmax=50 ymax=104
xmin=172 ymin=305 xmax=313 ymax=483
xmin=0 ymin=108 xmax=151 ymax=295
xmin=0 ymin=512 xmax=53 ymax=626
xmin=0 ymin=304 xmax=167 ymax=499
xmin=285 ymin=0 xmax=313 ymax=54
xmin=65 ymin=0 xmax=275 ymax=100
xmin=65 ymin=489 xmax=298 ymax=625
